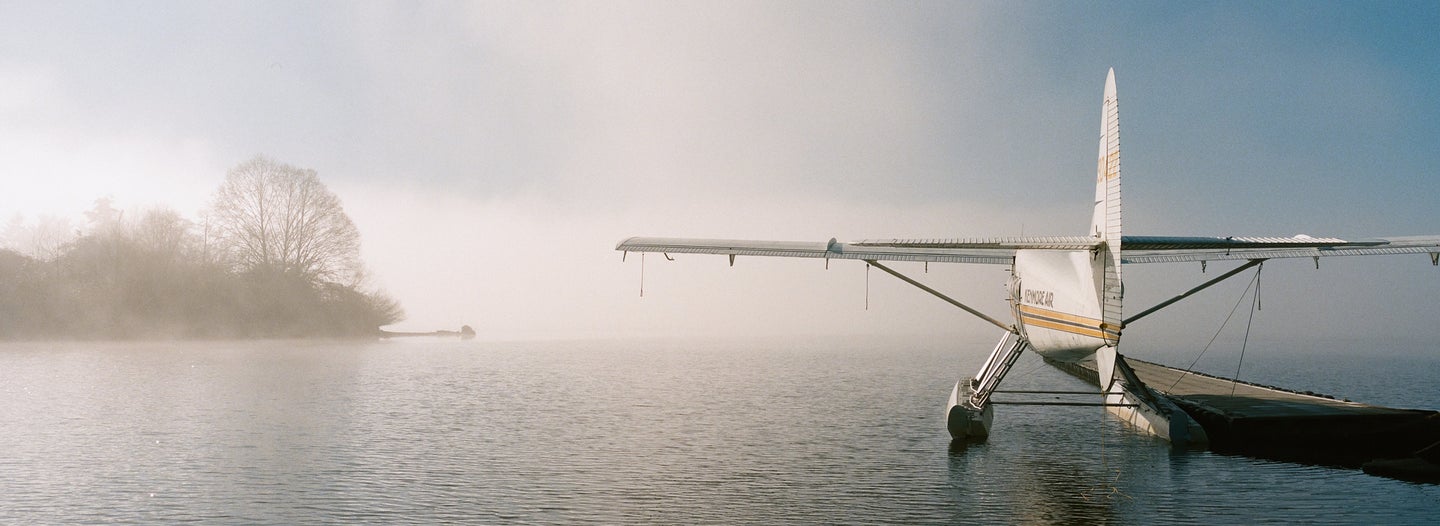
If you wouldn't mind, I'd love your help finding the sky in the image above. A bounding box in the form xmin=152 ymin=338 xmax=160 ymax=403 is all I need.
xmin=2 ymin=1 xmax=1438 ymax=349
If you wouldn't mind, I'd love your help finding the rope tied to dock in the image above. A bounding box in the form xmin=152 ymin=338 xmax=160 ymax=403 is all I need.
xmin=1167 ymin=263 xmax=1264 ymax=394
xmin=1231 ymin=262 xmax=1263 ymax=396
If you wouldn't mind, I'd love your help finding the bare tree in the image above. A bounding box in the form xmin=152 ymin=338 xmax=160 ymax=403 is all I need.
xmin=1 ymin=214 xmax=75 ymax=262
xmin=133 ymin=207 xmax=191 ymax=263
xmin=211 ymin=156 xmax=362 ymax=285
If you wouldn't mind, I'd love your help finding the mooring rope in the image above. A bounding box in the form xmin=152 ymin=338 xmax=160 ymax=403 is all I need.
xmin=1230 ymin=263 xmax=1263 ymax=396
xmin=1166 ymin=266 xmax=1263 ymax=393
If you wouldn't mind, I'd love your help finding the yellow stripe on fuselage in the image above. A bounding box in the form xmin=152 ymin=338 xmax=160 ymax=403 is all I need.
xmin=1023 ymin=317 xmax=1109 ymax=340
xmin=1017 ymin=305 xmax=1118 ymax=340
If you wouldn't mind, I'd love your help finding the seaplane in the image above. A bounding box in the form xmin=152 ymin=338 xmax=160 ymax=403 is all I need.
xmin=616 ymin=69 xmax=1440 ymax=445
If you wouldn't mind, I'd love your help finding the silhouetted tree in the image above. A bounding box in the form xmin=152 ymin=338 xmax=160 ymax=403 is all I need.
xmin=1 ymin=214 xmax=74 ymax=262
xmin=83 ymin=197 xmax=122 ymax=232
xmin=133 ymin=208 xmax=190 ymax=259
xmin=211 ymin=156 xmax=361 ymax=285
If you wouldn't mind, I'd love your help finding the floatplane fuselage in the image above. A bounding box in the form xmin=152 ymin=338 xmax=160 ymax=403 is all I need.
xmin=617 ymin=69 xmax=1440 ymax=445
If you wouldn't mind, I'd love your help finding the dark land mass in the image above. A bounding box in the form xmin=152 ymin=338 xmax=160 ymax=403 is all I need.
xmin=0 ymin=247 xmax=402 ymax=340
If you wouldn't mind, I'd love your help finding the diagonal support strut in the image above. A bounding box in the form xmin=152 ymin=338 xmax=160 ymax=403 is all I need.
xmin=1124 ymin=258 xmax=1266 ymax=326
xmin=864 ymin=260 xmax=1013 ymax=332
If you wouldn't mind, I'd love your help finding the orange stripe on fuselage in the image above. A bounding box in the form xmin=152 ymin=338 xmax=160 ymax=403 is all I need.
xmin=1017 ymin=305 xmax=1118 ymax=339
xmin=1023 ymin=317 xmax=1109 ymax=339
xmin=1018 ymin=305 xmax=1101 ymax=326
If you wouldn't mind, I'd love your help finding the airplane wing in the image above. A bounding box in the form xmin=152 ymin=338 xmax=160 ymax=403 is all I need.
xmin=1119 ymin=235 xmax=1440 ymax=264
xmin=616 ymin=236 xmax=1101 ymax=265
xmin=619 ymin=235 xmax=1440 ymax=265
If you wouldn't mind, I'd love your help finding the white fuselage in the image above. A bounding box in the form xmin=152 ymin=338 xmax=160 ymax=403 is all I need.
xmin=1011 ymin=248 xmax=1114 ymax=362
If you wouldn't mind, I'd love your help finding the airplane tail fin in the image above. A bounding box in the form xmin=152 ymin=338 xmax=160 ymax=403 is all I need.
xmin=1091 ymin=68 xmax=1123 ymax=339
xmin=1091 ymin=68 xmax=1121 ymax=243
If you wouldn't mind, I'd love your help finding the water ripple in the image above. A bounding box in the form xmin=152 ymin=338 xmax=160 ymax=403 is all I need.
xmin=0 ymin=338 xmax=1435 ymax=524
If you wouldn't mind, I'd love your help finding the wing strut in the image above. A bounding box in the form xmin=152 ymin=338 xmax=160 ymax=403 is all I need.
xmin=1124 ymin=259 xmax=1265 ymax=326
xmin=865 ymin=260 xmax=1013 ymax=332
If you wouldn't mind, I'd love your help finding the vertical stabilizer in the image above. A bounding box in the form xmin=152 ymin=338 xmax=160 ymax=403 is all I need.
xmin=1091 ymin=69 xmax=1121 ymax=241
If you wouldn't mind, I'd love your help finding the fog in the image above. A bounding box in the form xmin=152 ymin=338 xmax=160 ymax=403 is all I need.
xmin=3 ymin=2 xmax=1438 ymax=346
xmin=339 ymin=184 xmax=1056 ymax=340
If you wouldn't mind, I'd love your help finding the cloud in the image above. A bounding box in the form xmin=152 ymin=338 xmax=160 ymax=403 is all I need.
xmin=0 ymin=61 xmax=223 ymax=218
xmin=338 ymin=180 xmax=1033 ymax=340
xmin=315 ymin=3 xmax=1043 ymax=206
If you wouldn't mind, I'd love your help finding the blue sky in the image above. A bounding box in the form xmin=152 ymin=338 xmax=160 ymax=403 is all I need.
xmin=2 ymin=1 xmax=1437 ymax=346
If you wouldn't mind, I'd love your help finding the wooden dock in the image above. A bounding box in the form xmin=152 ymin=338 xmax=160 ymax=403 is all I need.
xmin=1046 ymin=356 xmax=1440 ymax=468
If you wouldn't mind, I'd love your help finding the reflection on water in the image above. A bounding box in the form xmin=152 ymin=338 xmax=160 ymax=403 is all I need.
xmin=1 ymin=337 xmax=1435 ymax=524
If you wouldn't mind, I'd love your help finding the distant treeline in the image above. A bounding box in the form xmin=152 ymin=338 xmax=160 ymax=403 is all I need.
xmin=0 ymin=156 xmax=403 ymax=340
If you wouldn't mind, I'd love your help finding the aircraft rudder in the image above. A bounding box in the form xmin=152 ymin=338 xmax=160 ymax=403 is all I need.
xmin=1090 ymin=68 xmax=1121 ymax=242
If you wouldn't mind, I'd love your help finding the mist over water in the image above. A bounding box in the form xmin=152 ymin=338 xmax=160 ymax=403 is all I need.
xmin=5 ymin=6 xmax=1439 ymax=522
xmin=3 ymin=337 xmax=1435 ymax=524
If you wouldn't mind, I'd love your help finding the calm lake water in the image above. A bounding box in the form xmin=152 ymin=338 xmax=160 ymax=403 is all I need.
xmin=2 ymin=336 xmax=1436 ymax=524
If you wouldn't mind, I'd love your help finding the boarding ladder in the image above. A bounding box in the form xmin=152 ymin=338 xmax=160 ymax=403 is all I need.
xmin=968 ymin=331 xmax=1030 ymax=409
